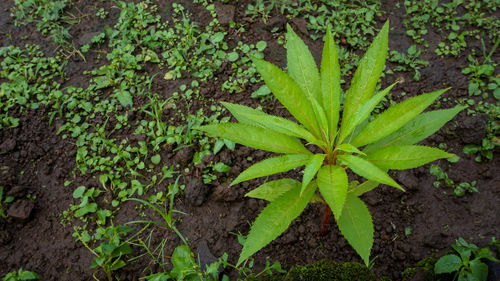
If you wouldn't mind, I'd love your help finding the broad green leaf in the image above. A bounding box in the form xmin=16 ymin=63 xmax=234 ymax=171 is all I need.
xmin=317 ymin=165 xmax=348 ymax=220
xmin=321 ymin=25 xmax=341 ymax=141
xmin=363 ymin=105 xmax=466 ymax=153
xmin=335 ymin=143 xmax=366 ymax=156
xmin=221 ymin=102 xmax=318 ymax=144
xmin=237 ymin=181 xmax=317 ymax=266
xmin=352 ymin=88 xmax=448 ymax=147
xmin=310 ymin=97 xmax=329 ymax=141
xmin=365 ymin=145 xmax=453 ymax=170
xmin=197 ymin=123 xmax=311 ymax=155
xmin=232 ymin=154 xmax=311 ymax=185
xmin=252 ymin=58 xmax=320 ymax=137
xmin=349 ymin=180 xmax=380 ymax=197
xmin=286 ymin=24 xmax=321 ymax=103
xmin=301 ymin=154 xmax=326 ymax=194
xmin=339 ymin=83 xmax=396 ymax=143
xmin=338 ymin=155 xmax=403 ymax=190
xmin=337 ymin=194 xmax=374 ymax=265
xmin=246 ymin=178 xmax=300 ymax=202
xmin=434 ymin=254 xmax=462 ymax=274
xmin=470 ymin=260 xmax=488 ymax=281
xmin=342 ymin=21 xmax=389 ymax=137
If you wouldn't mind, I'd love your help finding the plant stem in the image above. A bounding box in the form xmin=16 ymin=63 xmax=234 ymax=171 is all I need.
xmin=320 ymin=204 xmax=331 ymax=236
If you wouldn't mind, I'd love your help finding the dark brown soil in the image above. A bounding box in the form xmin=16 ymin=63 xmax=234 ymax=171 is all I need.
xmin=0 ymin=0 xmax=499 ymax=280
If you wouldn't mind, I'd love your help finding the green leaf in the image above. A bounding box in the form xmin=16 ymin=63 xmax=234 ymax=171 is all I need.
xmin=301 ymin=154 xmax=325 ymax=194
xmin=352 ymin=88 xmax=448 ymax=147
xmin=337 ymin=194 xmax=374 ymax=266
xmin=339 ymin=83 xmax=396 ymax=143
xmin=246 ymin=179 xmax=300 ymax=202
xmin=349 ymin=180 xmax=380 ymax=197
xmin=338 ymin=155 xmax=403 ymax=190
xmin=335 ymin=143 xmax=366 ymax=156
xmin=17 ymin=270 xmax=39 ymax=280
xmin=365 ymin=145 xmax=453 ymax=170
xmin=252 ymin=57 xmax=320 ymax=137
xmin=73 ymin=186 xmax=86 ymax=199
xmin=197 ymin=123 xmax=311 ymax=155
xmin=342 ymin=21 xmax=389 ymax=137
xmin=221 ymin=102 xmax=318 ymax=144
xmin=237 ymin=181 xmax=317 ymax=266
xmin=363 ymin=105 xmax=466 ymax=153
xmin=151 ymin=154 xmax=161 ymax=165
xmin=310 ymin=97 xmax=329 ymax=141
xmin=434 ymin=254 xmax=462 ymax=274
xmin=317 ymin=165 xmax=348 ymax=220
xmin=470 ymin=259 xmax=488 ymax=281
xmin=115 ymin=90 xmax=133 ymax=107
xmin=286 ymin=24 xmax=321 ymax=104
xmin=232 ymin=154 xmax=311 ymax=185
xmin=321 ymin=25 xmax=341 ymax=141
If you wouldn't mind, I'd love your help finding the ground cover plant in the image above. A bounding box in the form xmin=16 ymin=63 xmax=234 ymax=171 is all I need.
xmin=0 ymin=0 xmax=499 ymax=280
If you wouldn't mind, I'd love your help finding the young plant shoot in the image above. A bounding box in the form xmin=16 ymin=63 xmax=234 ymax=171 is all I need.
xmin=196 ymin=22 xmax=465 ymax=266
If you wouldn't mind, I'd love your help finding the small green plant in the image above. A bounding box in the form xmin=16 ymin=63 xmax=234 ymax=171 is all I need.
xmin=429 ymin=164 xmax=478 ymax=196
xmin=196 ymin=23 xmax=464 ymax=265
xmin=74 ymin=225 xmax=136 ymax=281
xmin=388 ymin=44 xmax=429 ymax=81
xmin=0 ymin=186 xmax=15 ymax=219
xmin=2 ymin=269 xmax=39 ymax=281
xmin=434 ymin=237 xmax=499 ymax=281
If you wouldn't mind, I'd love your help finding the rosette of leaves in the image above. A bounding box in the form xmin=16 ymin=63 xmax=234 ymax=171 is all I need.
xmin=196 ymin=22 xmax=465 ymax=266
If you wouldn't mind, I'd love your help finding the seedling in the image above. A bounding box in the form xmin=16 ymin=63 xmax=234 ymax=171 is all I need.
xmin=435 ymin=237 xmax=499 ymax=281
xmin=197 ymin=23 xmax=464 ymax=265
xmin=2 ymin=269 xmax=39 ymax=281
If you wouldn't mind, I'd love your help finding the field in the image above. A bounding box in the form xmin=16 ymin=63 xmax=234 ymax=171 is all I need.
xmin=0 ymin=0 xmax=499 ymax=280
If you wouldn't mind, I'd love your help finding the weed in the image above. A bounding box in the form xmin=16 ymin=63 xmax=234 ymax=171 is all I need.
xmin=435 ymin=237 xmax=499 ymax=281
xmin=429 ymin=164 xmax=478 ymax=197
xmin=388 ymin=45 xmax=429 ymax=81
xmin=2 ymin=269 xmax=39 ymax=281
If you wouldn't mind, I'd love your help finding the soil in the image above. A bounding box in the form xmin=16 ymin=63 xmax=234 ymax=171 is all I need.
xmin=0 ymin=0 xmax=499 ymax=280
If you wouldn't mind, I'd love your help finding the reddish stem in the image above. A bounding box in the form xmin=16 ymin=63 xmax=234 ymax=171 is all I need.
xmin=320 ymin=203 xmax=331 ymax=236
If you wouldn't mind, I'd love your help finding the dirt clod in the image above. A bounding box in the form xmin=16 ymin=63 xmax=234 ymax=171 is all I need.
xmin=7 ymin=200 xmax=34 ymax=221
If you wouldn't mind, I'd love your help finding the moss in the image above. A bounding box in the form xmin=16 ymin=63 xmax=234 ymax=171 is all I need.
xmin=401 ymin=267 xmax=417 ymax=281
xmin=416 ymin=256 xmax=437 ymax=271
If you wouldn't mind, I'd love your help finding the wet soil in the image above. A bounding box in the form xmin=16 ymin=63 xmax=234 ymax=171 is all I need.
xmin=0 ymin=0 xmax=499 ymax=280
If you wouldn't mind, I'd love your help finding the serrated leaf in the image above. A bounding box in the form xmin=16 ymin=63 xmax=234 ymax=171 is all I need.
xmin=301 ymin=154 xmax=325 ymax=194
xmin=286 ymin=24 xmax=321 ymax=103
xmin=434 ymin=254 xmax=462 ymax=274
xmin=317 ymin=165 xmax=348 ymax=220
xmin=337 ymin=194 xmax=374 ymax=265
xmin=338 ymin=155 xmax=403 ymax=190
xmin=232 ymin=154 xmax=311 ymax=185
xmin=365 ymin=145 xmax=453 ymax=170
xmin=349 ymin=180 xmax=380 ymax=197
xmin=252 ymin=57 xmax=320 ymax=137
xmin=221 ymin=102 xmax=318 ymax=144
xmin=339 ymin=83 xmax=396 ymax=143
xmin=342 ymin=22 xmax=389 ymax=138
xmin=363 ymin=105 xmax=466 ymax=153
xmin=321 ymin=25 xmax=341 ymax=141
xmin=352 ymin=88 xmax=448 ymax=147
xmin=237 ymin=181 xmax=317 ymax=266
xmin=246 ymin=179 xmax=300 ymax=201
xmin=470 ymin=259 xmax=488 ymax=281
xmin=197 ymin=123 xmax=311 ymax=155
